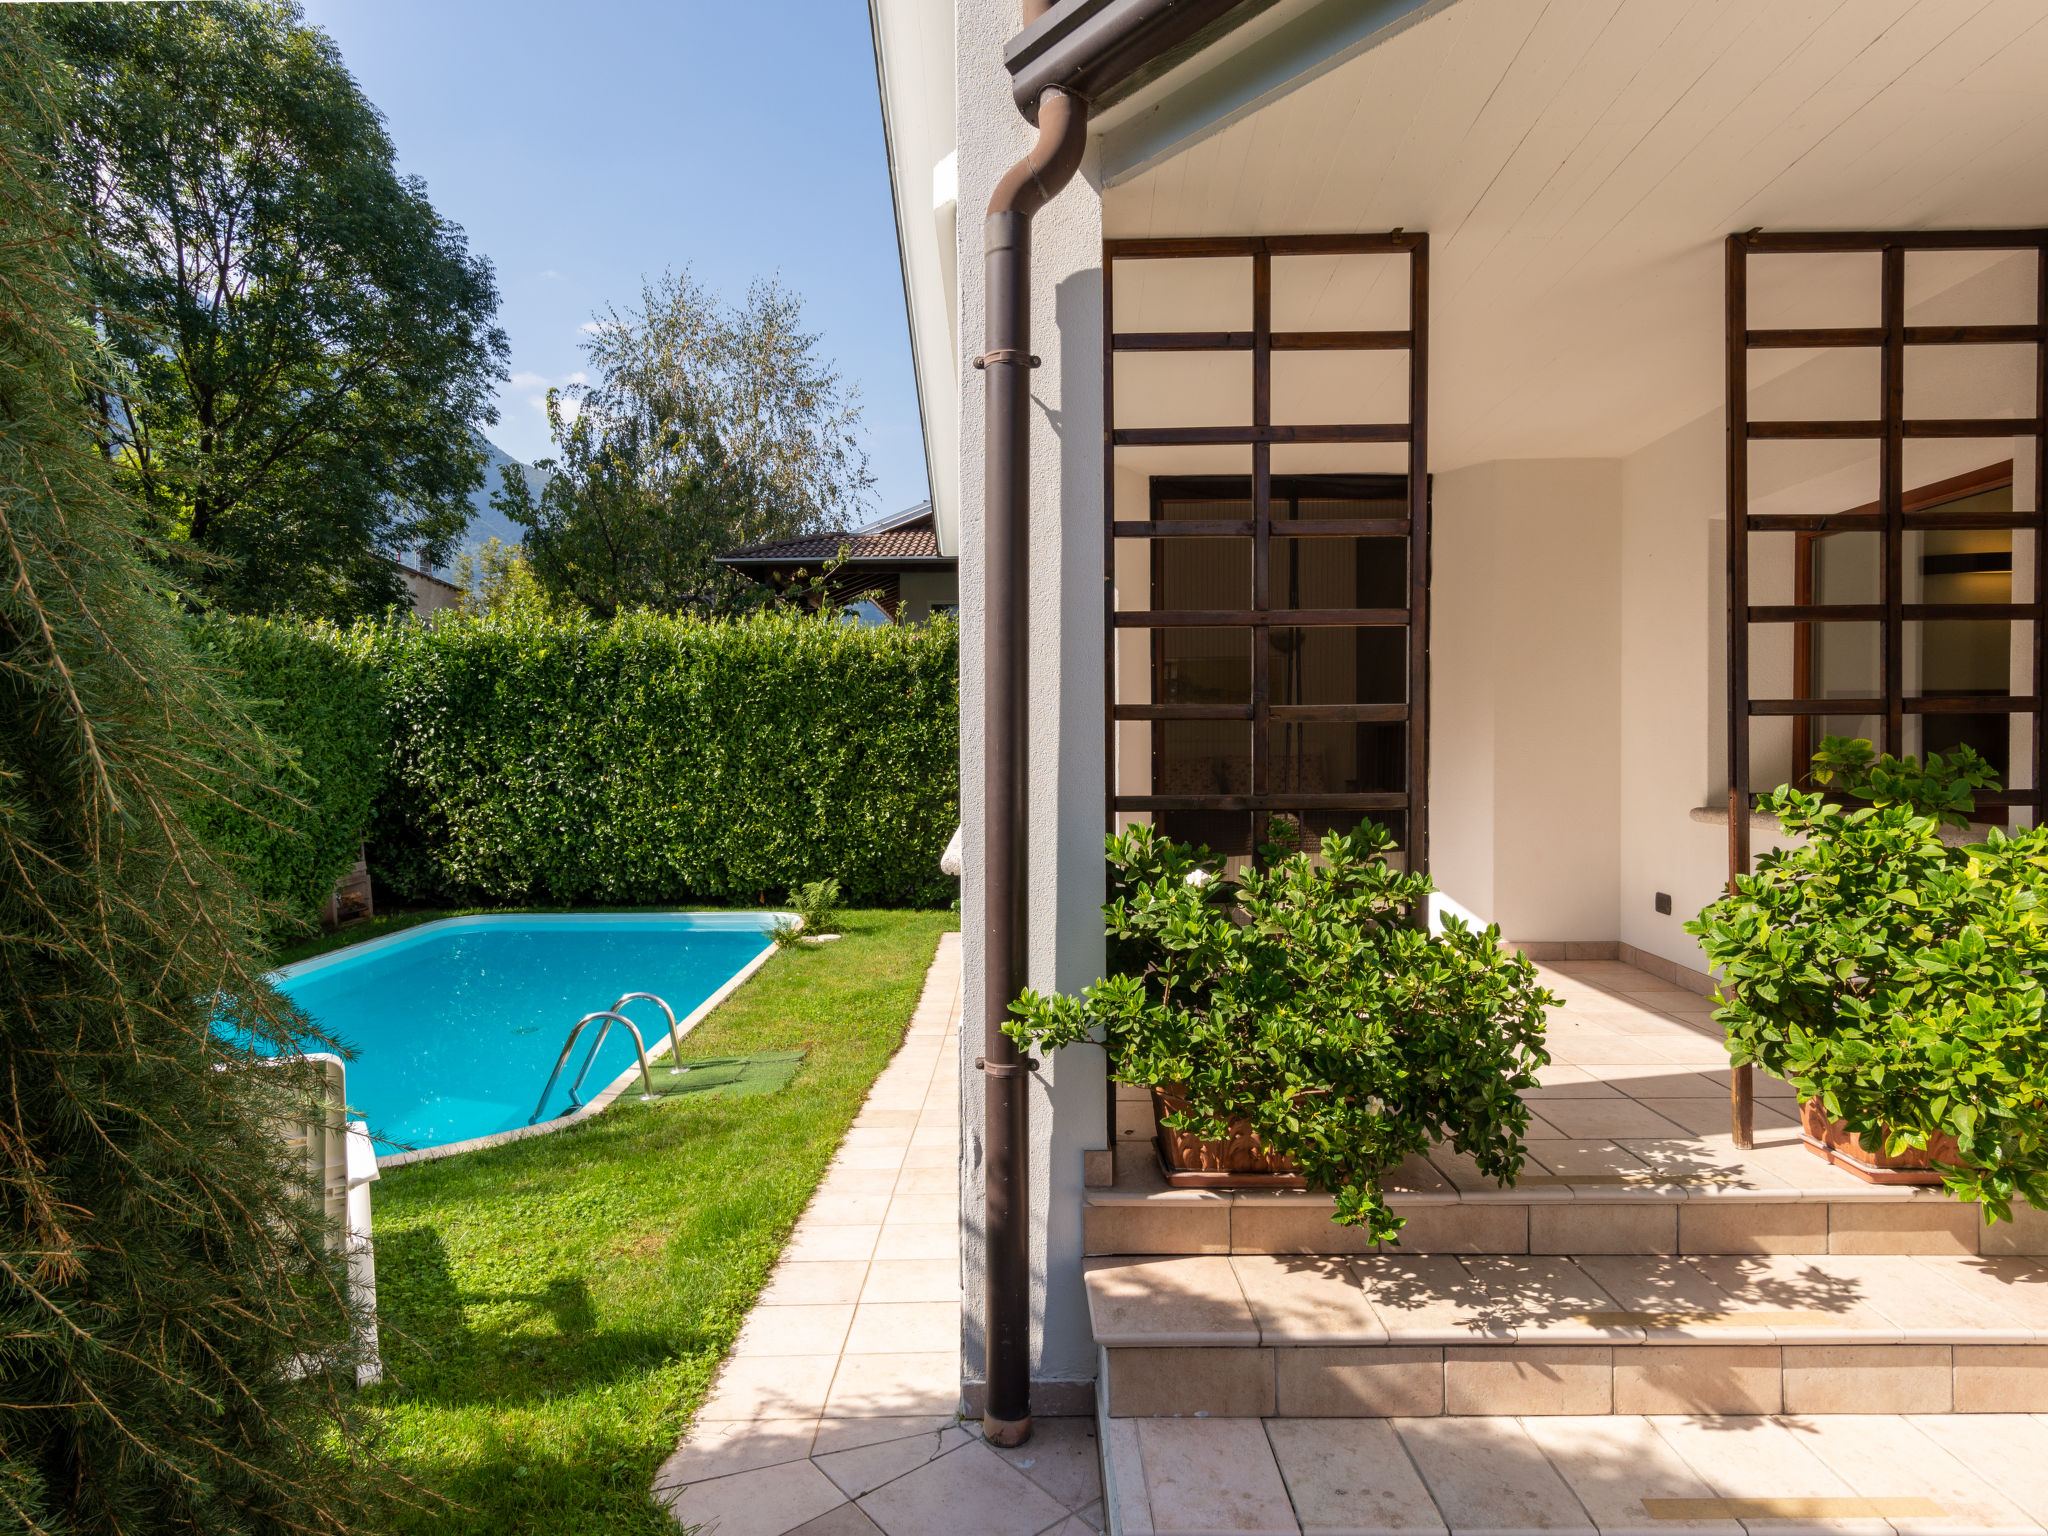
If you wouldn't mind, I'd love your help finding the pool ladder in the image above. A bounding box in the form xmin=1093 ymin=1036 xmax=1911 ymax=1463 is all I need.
xmin=529 ymin=992 xmax=687 ymax=1125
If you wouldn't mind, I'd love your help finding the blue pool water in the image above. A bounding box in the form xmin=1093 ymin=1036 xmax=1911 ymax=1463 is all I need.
xmin=272 ymin=914 xmax=779 ymax=1152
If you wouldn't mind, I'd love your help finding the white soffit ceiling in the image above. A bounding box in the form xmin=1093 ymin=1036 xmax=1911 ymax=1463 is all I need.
xmin=1102 ymin=0 xmax=2048 ymax=470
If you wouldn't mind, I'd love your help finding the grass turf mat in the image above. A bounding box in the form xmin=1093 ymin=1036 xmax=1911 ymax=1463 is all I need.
xmin=355 ymin=909 xmax=954 ymax=1534
xmin=639 ymin=1050 xmax=804 ymax=1099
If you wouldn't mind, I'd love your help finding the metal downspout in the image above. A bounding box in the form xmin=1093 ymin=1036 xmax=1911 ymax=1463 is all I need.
xmin=979 ymin=73 xmax=1086 ymax=1449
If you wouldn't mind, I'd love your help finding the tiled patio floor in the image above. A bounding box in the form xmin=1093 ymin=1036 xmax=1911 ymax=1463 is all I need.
xmin=654 ymin=932 xmax=1106 ymax=1536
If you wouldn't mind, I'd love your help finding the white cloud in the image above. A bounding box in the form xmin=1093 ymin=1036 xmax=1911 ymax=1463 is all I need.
xmin=509 ymin=371 xmax=549 ymax=390
xmin=541 ymin=269 xmax=561 ymax=279
xmin=578 ymin=320 xmax=602 ymax=335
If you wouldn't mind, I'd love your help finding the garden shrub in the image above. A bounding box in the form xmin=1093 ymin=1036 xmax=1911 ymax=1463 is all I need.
xmin=1689 ymin=740 xmax=2048 ymax=1221
xmin=188 ymin=613 xmax=388 ymax=937
xmin=1006 ymin=823 xmax=1556 ymax=1240
xmin=363 ymin=605 xmax=958 ymax=907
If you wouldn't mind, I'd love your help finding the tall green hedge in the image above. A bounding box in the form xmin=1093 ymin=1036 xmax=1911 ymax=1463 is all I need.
xmin=188 ymin=613 xmax=388 ymax=936
xmin=363 ymin=606 xmax=959 ymax=907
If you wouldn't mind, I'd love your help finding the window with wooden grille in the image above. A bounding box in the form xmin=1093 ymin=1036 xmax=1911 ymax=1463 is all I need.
xmin=1103 ymin=235 xmax=1430 ymax=869
xmin=1726 ymin=230 xmax=2048 ymax=876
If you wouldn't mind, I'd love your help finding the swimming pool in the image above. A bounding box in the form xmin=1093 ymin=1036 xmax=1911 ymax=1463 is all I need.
xmin=272 ymin=913 xmax=781 ymax=1156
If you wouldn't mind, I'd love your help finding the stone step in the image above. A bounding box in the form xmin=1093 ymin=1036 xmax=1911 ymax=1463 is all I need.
xmin=1086 ymin=1253 xmax=2048 ymax=1418
xmin=1085 ymin=1148 xmax=2048 ymax=1260
xmin=1098 ymin=1408 xmax=2048 ymax=1535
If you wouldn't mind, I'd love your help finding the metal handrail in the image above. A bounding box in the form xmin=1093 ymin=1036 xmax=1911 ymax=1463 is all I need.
xmin=529 ymin=1011 xmax=657 ymax=1125
xmin=610 ymin=992 xmax=685 ymax=1072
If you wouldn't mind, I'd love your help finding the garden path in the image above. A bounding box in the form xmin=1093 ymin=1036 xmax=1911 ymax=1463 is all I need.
xmin=654 ymin=931 xmax=1105 ymax=1536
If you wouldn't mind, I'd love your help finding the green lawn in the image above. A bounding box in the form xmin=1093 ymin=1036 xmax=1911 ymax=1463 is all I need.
xmin=355 ymin=908 xmax=956 ymax=1534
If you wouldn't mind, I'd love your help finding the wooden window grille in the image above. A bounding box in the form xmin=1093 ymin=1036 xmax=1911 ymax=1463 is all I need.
xmin=1103 ymin=233 xmax=1430 ymax=868
xmin=1725 ymin=226 xmax=2048 ymax=1141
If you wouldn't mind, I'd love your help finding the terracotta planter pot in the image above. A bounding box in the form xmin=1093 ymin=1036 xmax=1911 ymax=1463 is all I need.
xmin=1150 ymin=1086 xmax=1306 ymax=1189
xmin=1799 ymin=1098 xmax=1961 ymax=1186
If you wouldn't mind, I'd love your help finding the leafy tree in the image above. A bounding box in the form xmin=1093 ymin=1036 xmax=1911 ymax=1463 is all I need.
xmin=47 ymin=0 xmax=508 ymax=621
xmin=451 ymin=534 xmax=563 ymax=619
xmin=0 ymin=17 xmax=382 ymax=1530
xmin=497 ymin=268 xmax=872 ymax=617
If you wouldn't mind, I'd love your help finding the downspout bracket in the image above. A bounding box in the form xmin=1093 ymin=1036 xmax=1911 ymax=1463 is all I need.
xmin=974 ymin=350 xmax=1042 ymax=369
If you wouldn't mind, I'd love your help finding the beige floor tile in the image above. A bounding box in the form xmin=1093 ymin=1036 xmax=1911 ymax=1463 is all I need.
xmin=1361 ymin=1256 xmax=1516 ymax=1344
xmin=856 ymin=1441 xmax=1067 ymax=1536
xmin=1531 ymin=1203 xmax=1679 ymax=1257
xmin=1458 ymin=1256 xmax=1645 ymax=1342
xmin=1829 ymin=1202 xmax=1981 ymax=1256
xmin=899 ymin=1145 xmax=956 ymax=1169
xmin=873 ymin=1224 xmax=959 ymax=1261
xmin=786 ymin=1502 xmax=886 ymax=1535
xmin=1955 ymin=1345 xmax=2048 ymax=1411
xmin=1444 ymin=1345 xmax=1613 ymax=1415
xmin=817 ymin=1168 xmax=904 ymax=1198
xmin=736 ymin=1304 xmax=858 ymax=1357
xmin=700 ymin=1355 xmax=844 ymax=1421
xmin=1687 ymin=1254 xmax=1907 ymax=1342
xmin=885 ymin=1194 xmax=957 ymax=1226
xmin=1678 ymin=1200 xmax=1829 ymax=1255
xmin=834 ymin=1147 xmax=911 ymax=1172
xmin=760 ymin=1262 xmax=873 ymax=1307
xmin=653 ymin=1417 xmax=819 ymax=1490
xmin=811 ymin=1417 xmax=958 ymax=1456
xmin=1044 ymin=1506 xmax=1103 ymax=1536
xmin=1807 ymin=1254 xmax=2033 ymax=1342
xmin=814 ymin=1425 xmax=950 ymax=1499
xmin=808 ymin=1194 xmax=896 ymax=1227
xmin=1778 ymin=1413 xmax=2042 ymax=1533
xmin=1909 ymin=1414 xmax=2048 ymax=1525
xmin=842 ymin=1128 xmax=915 ymax=1150
xmin=1383 ymin=1202 xmax=1532 ymax=1256
xmin=986 ymin=1415 xmax=1102 ymax=1512
xmin=1526 ymin=1140 xmax=1653 ymax=1178
xmin=1084 ymin=1255 xmax=1257 ymax=1345
xmin=1133 ymin=1418 xmax=1298 ymax=1536
xmin=1635 ymin=1097 xmax=1799 ymax=1135
xmin=1107 ymin=1344 xmax=1276 ymax=1418
xmin=1231 ymin=1254 xmax=1387 ymax=1345
xmin=1266 ymin=1418 xmax=1446 ymax=1534
xmin=662 ymin=1458 xmax=848 ymax=1536
xmin=1646 ymin=1415 xmax=1888 ymax=1534
xmin=1392 ymin=1416 xmax=1595 ymax=1533
xmin=1781 ymin=1343 xmax=1953 ymax=1413
xmin=785 ymin=1225 xmax=884 ymax=1264
xmin=893 ymin=1165 xmax=957 ymax=1196
xmin=862 ymin=1259 xmax=961 ymax=1304
xmin=1914 ymin=1256 xmax=2048 ymax=1333
xmin=844 ymin=1302 xmax=958 ymax=1355
xmin=1611 ymin=1345 xmax=1783 ymax=1415
xmin=1534 ymin=1099 xmax=1693 ymax=1140
xmin=1275 ymin=1345 xmax=1445 ymax=1417
xmin=1519 ymin=1414 xmax=1740 ymax=1536
xmin=823 ymin=1351 xmax=960 ymax=1418
xmin=1573 ymin=1255 xmax=1784 ymax=1344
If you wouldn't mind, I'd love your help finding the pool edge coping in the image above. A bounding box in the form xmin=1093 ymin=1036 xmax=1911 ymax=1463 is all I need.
xmin=370 ymin=932 xmax=783 ymax=1169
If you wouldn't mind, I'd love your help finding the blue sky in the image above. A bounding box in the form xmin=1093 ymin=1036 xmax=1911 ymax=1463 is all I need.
xmin=297 ymin=0 xmax=930 ymax=524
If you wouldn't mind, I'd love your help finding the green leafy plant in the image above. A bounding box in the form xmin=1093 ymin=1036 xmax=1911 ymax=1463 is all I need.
xmin=1688 ymin=738 xmax=2048 ymax=1221
xmin=187 ymin=613 xmax=389 ymax=939
xmin=1005 ymin=823 xmax=1556 ymax=1240
xmin=361 ymin=604 xmax=958 ymax=908
xmin=772 ymin=876 xmax=843 ymax=948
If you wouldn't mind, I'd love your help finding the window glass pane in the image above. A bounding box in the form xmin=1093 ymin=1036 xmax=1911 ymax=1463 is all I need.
xmin=1154 ymin=538 xmax=1251 ymax=610
xmin=1263 ymin=808 xmax=1408 ymax=866
xmin=1269 ymin=722 xmax=1404 ymax=795
xmin=1269 ymin=537 xmax=1406 ymax=610
xmin=1154 ymin=721 xmax=1250 ymax=797
xmin=1907 ymin=618 xmax=2011 ymax=697
xmin=1810 ymin=531 xmax=1881 ymax=607
xmin=1910 ymin=527 xmax=2012 ymax=607
xmin=1157 ymin=810 xmax=1252 ymax=859
xmin=1272 ymin=627 xmax=1406 ymax=706
xmin=1154 ymin=629 xmax=1251 ymax=705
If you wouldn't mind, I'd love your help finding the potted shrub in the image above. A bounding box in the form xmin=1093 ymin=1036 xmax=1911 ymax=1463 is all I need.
xmin=1004 ymin=821 xmax=1555 ymax=1241
xmin=1688 ymin=739 xmax=2048 ymax=1219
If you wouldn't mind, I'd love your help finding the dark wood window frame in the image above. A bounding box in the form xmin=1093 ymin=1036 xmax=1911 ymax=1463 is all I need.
xmin=1725 ymin=228 xmax=2048 ymax=1145
xmin=1102 ymin=233 xmax=1431 ymax=869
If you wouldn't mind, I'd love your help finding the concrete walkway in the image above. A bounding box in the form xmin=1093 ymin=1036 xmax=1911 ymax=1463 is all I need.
xmin=655 ymin=931 xmax=1105 ymax=1536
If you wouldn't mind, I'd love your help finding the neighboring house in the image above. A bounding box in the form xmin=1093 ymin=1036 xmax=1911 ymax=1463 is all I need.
xmin=861 ymin=0 xmax=2048 ymax=1505
xmin=715 ymin=502 xmax=959 ymax=621
xmin=388 ymin=555 xmax=464 ymax=617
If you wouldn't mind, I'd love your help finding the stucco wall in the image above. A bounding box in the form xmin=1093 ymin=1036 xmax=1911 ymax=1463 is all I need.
xmin=954 ymin=0 xmax=1108 ymax=1398
xmin=1430 ymin=460 xmax=1623 ymax=943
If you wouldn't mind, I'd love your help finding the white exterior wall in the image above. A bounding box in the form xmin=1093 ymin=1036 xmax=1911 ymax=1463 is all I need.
xmin=954 ymin=0 xmax=1109 ymax=1397
xmin=1430 ymin=461 xmax=1623 ymax=944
